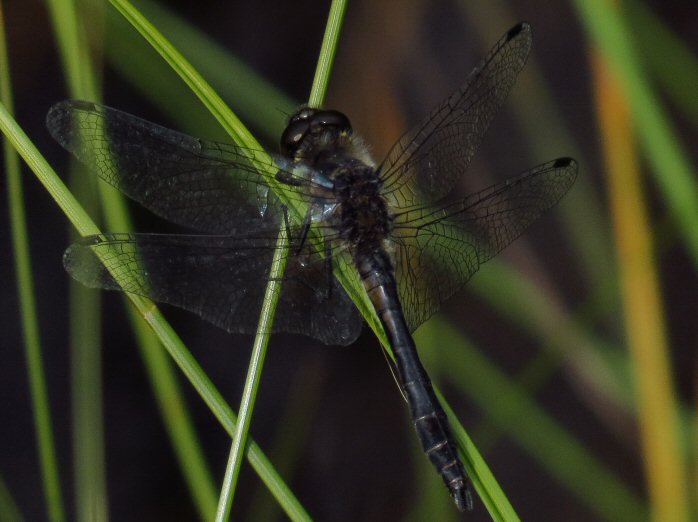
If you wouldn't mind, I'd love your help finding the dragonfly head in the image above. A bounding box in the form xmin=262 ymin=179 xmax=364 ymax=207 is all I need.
xmin=280 ymin=107 xmax=353 ymax=160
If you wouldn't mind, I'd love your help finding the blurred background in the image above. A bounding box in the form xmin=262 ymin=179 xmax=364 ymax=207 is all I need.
xmin=1 ymin=0 xmax=696 ymax=520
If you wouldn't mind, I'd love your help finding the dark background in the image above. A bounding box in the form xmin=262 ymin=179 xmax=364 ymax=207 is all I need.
xmin=2 ymin=0 xmax=697 ymax=520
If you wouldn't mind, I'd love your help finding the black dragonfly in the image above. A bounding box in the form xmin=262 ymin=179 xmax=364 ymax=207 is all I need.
xmin=47 ymin=22 xmax=576 ymax=510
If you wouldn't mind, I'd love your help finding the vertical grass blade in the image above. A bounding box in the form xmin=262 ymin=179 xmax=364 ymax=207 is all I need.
xmin=0 ymin=4 xmax=66 ymax=521
xmin=47 ymin=0 xmax=220 ymax=517
xmin=44 ymin=1 xmax=107 ymax=518
xmin=216 ymin=1 xmax=347 ymax=516
xmin=215 ymin=228 xmax=289 ymax=521
xmin=308 ymin=0 xmax=347 ymax=108
xmin=591 ymin=47 xmax=690 ymax=522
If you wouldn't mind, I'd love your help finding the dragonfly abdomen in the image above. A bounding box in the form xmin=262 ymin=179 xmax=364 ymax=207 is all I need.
xmin=355 ymin=250 xmax=471 ymax=511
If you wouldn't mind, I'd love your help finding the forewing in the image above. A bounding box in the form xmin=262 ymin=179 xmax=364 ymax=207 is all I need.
xmin=390 ymin=158 xmax=577 ymax=331
xmin=47 ymin=100 xmax=290 ymax=233
xmin=379 ymin=23 xmax=532 ymax=208
xmin=63 ymin=232 xmax=363 ymax=346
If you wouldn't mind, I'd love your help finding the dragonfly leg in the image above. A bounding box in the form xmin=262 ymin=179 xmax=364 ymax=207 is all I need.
xmin=324 ymin=239 xmax=333 ymax=300
xmin=280 ymin=205 xmax=310 ymax=255
xmin=292 ymin=207 xmax=313 ymax=255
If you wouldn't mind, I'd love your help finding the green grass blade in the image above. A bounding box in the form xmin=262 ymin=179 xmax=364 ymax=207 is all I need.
xmin=217 ymin=2 xmax=346 ymax=516
xmin=572 ymin=0 xmax=698 ymax=268
xmin=108 ymin=0 xmax=261 ymax=151
xmin=45 ymin=0 xmax=99 ymax=97
xmin=0 ymin=474 xmax=25 ymax=522
xmin=0 ymin=6 xmax=66 ymax=521
xmin=79 ymin=2 xmax=549 ymax=517
xmin=627 ymin=0 xmax=698 ymax=126
xmin=106 ymin=0 xmax=296 ymax=142
xmin=215 ymin=228 xmax=289 ymax=521
xmin=308 ymin=0 xmax=347 ymax=107
xmin=44 ymin=0 xmax=107 ymax=519
xmin=438 ymin=398 xmax=519 ymax=522
xmin=49 ymin=0 xmax=220 ymax=517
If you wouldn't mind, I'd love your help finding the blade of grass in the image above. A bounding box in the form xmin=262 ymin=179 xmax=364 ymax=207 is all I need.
xmin=48 ymin=0 xmax=221 ymax=516
xmin=217 ymin=2 xmax=346 ymax=516
xmin=45 ymin=0 xmax=98 ymax=97
xmin=307 ymin=0 xmax=347 ymax=108
xmin=627 ymin=0 xmax=698 ymax=127
xmin=0 ymin=101 xmax=311 ymax=522
xmin=215 ymin=227 xmax=289 ymax=521
xmin=591 ymin=44 xmax=690 ymax=522
xmin=44 ymin=0 xmax=108 ymax=519
xmin=109 ymin=0 xmax=296 ymax=142
xmin=572 ymin=0 xmax=698 ymax=268
xmin=0 ymin=474 xmax=24 ymax=522
xmin=438 ymin=397 xmax=519 ymax=522
xmin=0 ymin=5 xmax=66 ymax=521
xmin=108 ymin=0 xmax=261 ymax=153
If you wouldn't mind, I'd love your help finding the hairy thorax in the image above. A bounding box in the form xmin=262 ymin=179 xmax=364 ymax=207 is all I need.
xmin=326 ymin=157 xmax=394 ymax=256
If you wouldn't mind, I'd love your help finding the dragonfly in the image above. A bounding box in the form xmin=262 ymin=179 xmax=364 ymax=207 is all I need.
xmin=47 ymin=22 xmax=577 ymax=510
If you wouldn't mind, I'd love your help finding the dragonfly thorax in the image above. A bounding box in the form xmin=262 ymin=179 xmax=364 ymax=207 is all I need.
xmin=328 ymin=160 xmax=393 ymax=254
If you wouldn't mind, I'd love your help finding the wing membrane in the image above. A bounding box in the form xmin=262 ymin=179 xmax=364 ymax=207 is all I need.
xmin=390 ymin=158 xmax=577 ymax=331
xmin=379 ymin=23 xmax=532 ymax=208
xmin=46 ymin=101 xmax=319 ymax=234
xmin=64 ymin=232 xmax=362 ymax=345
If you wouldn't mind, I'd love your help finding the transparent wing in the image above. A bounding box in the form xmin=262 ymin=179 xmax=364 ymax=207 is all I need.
xmin=390 ymin=158 xmax=577 ymax=331
xmin=378 ymin=23 xmax=532 ymax=208
xmin=46 ymin=100 xmax=316 ymax=234
xmin=64 ymin=232 xmax=363 ymax=346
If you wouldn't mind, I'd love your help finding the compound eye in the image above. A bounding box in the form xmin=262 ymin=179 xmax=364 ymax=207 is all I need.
xmin=293 ymin=107 xmax=316 ymax=122
xmin=280 ymin=118 xmax=310 ymax=156
xmin=310 ymin=110 xmax=352 ymax=134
